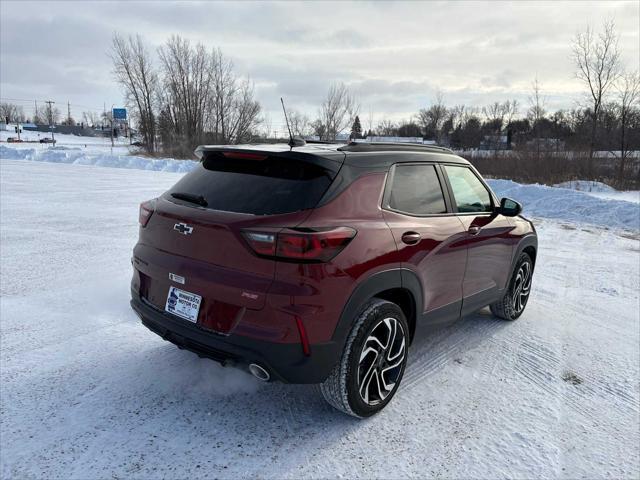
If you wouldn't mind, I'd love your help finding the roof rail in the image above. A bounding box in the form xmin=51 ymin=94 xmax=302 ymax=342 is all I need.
xmin=337 ymin=142 xmax=454 ymax=154
xmin=305 ymin=139 xmax=346 ymax=145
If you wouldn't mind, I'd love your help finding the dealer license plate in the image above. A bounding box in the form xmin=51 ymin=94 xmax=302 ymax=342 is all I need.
xmin=165 ymin=286 xmax=201 ymax=323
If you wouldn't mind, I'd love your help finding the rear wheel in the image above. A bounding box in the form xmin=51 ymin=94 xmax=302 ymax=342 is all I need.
xmin=320 ymin=298 xmax=409 ymax=418
xmin=490 ymin=252 xmax=534 ymax=320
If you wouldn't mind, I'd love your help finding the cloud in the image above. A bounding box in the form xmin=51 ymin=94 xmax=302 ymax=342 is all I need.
xmin=1 ymin=0 xmax=638 ymax=122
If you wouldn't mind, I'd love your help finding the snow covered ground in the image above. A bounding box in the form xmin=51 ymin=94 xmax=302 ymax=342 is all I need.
xmin=1 ymin=158 xmax=639 ymax=479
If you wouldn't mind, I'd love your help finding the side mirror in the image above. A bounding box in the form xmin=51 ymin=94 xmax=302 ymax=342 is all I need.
xmin=498 ymin=197 xmax=522 ymax=217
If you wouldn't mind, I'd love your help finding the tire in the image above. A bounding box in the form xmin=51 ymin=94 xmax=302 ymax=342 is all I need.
xmin=490 ymin=252 xmax=534 ymax=321
xmin=320 ymin=298 xmax=409 ymax=418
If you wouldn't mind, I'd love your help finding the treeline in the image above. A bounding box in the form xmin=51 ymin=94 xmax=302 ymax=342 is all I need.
xmin=362 ymin=94 xmax=640 ymax=155
xmin=110 ymin=34 xmax=262 ymax=157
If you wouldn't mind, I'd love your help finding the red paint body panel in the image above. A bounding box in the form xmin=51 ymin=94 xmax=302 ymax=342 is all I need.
xmin=382 ymin=210 xmax=467 ymax=314
xmin=455 ymin=214 xmax=516 ymax=297
xmin=130 ymin=146 xmax=537 ymax=384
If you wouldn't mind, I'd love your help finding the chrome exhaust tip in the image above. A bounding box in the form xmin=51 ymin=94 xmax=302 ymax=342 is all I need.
xmin=249 ymin=363 xmax=271 ymax=382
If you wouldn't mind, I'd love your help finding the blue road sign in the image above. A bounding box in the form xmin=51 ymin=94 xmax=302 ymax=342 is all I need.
xmin=112 ymin=108 xmax=127 ymax=120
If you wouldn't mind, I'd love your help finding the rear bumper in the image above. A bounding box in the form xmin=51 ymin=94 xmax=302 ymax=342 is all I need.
xmin=130 ymin=292 xmax=340 ymax=384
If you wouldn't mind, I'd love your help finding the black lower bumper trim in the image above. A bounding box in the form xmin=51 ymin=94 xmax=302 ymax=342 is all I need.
xmin=130 ymin=294 xmax=339 ymax=384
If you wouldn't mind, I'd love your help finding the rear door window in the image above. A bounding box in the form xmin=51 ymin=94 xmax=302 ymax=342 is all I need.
xmin=168 ymin=153 xmax=334 ymax=215
xmin=444 ymin=165 xmax=493 ymax=213
xmin=387 ymin=164 xmax=447 ymax=215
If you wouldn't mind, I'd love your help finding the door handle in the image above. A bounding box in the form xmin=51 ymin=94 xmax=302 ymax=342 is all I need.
xmin=401 ymin=231 xmax=421 ymax=245
xmin=468 ymin=226 xmax=481 ymax=236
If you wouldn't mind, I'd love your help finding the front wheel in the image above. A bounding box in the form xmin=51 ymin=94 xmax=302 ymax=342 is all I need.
xmin=320 ymin=298 xmax=409 ymax=418
xmin=490 ymin=252 xmax=534 ymax=320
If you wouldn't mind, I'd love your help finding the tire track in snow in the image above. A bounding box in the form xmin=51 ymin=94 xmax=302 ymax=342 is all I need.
xmin=402 ymin=314 xmax=505 ymax=390
xmin=508 ymin=334 xmax=639 ymax=417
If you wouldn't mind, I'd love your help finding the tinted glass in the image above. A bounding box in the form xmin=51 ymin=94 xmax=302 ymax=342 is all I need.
xmin=388 ymin=164 xmax=447 ymax=215
xmin=444 ymin=165 xmax=492 ymax=213
xmin=168 ymin=154 xmax=333 ymax=215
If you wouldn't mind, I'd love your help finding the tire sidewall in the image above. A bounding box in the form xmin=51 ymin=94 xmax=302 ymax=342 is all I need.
xmin=344 ymin=301 xmax=409 ymax=417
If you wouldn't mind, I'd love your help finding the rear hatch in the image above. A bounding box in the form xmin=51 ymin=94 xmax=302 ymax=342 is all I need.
xmin=134 ymin=148 xmax=342 ymax=333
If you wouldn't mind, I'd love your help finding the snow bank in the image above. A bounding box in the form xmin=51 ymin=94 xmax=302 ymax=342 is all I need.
xmin=488 ymin=179 xmax=640 ymax=231
xmin=554 ymin=180 xmax=616 ymax=193
xmin=2 ymin=144 xmax=638 ymax=231
xmin=0 ymin=145 xmax=197 ymax=173
xmin=553 ymin=180 xmax=640 ymax=204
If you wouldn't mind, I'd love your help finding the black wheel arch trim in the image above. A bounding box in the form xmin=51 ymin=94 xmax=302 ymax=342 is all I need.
xmin=331 ymin=268 xmax=423 ymax=348
xmin=509 ymin=234 xmax=538 ymax=281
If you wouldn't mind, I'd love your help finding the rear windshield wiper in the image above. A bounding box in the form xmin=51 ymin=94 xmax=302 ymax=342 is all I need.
xmin=170 ymin=192 xmax=208 ymax=207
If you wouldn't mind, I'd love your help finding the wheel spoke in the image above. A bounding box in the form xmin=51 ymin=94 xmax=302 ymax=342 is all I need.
xmin=387 ymin=336 xmax=405 ymax=362
xmin=359 ymin=363 xmax=377 ymax=403
xmin=365 ymin=335 xmax=386 ymax=351
xmin=373 ymin=369 xmax=387 ymax=401
xmin=359 ymin=345 xmax=378 ymax=363
xmin=357 ymin=316 xmax=407 ymax=406
xmin=382 ymin=349 xmax=405 ymax=374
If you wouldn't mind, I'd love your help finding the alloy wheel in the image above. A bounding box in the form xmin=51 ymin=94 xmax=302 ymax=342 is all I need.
xmin=512 ymin=261 xmax=532 ymax=314
xmin=357 ymin=317 xmax=406 ymax=406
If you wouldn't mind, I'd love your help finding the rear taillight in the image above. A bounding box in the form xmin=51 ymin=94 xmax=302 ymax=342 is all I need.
xmin=242 ymin=227 xmax=356 ymax=263
xmin=139 ymin=199 xmax=156 ymax=227
xmin=243 ymin=232 xmax=277 ymax=256
xmin=222 ymin=151 xmax=268 ymax=161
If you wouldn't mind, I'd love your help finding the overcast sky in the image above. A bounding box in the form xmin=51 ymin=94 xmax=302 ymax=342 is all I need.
xmin=1 ymin=1 xmax=638 ymax=131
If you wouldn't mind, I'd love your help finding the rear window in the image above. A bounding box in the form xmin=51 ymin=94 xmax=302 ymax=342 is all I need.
xmin=168 ymin=153 xmax=334 ymax=215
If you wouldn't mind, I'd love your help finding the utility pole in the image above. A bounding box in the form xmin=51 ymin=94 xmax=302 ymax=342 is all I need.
xmin=67 ymin=101 xmax=71 ymax=125
xmin=110 ymin=104 xmax=114 ymax=149
xmin=45 ymin=100 xmax=55 ymax=143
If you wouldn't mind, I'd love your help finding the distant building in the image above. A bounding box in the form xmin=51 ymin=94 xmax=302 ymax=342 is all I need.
xmin=303 ymin=134 xmax=436 ymax=145
xmin=22 ymin=124 xmax=101 ymax=136
xmin=480 ymin=134 xmax=510 ymax=151
xmin=525 ymin=138 xmax=566 ymax=151
xmin=365 ymin=136 xmax=433 ymax=144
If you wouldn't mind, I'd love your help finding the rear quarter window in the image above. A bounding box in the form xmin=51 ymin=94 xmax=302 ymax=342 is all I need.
xmin=387 ymin=164 xmax=447 ymax=215
xmin=168 ymin=153 xmax=334 ymax=215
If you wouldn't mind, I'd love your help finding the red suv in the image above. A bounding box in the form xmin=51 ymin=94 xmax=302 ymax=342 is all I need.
xmin=130 ymin=142 xmax=537 ymax=417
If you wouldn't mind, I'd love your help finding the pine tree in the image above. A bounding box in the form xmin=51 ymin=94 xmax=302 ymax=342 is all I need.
xmin=350 ymin=115 xmax=362 ymax=139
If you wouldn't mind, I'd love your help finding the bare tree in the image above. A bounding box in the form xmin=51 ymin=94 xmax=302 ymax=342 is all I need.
xmin=376 ymin=118 xmax=397 ymax=136
xmin=311 ymin=118 xmax=326 ymax=140
xmin=482 ymin=101 xmax=506 ymax=132
xmin=417 ymin=90 xmax=447 ymax=142
xmin=528 ymin=76 xmax=546 ymax=158
xmin=223 ymin=77 xmax=261 ymax=144
xmin=208 ymin=48 xmax=261 ymax=144
xmin=366 ymin=106 xmax=374 ymax=137
xmin=0 ymin=103 xmax=25 ymax=123
xmin=319 ymin=82 xmax=359 ymax=140
xmin=43 ymin=103 xmax=61 ymax=125
xmin=287 ymin=110 xmax=311 ymax=137
xmin=503 ymin=99 xmax=519 ymax=127
xmin=82 ymin=111 xmax=100 ymax=127
xmin=571 ymin=19 xmax=622 ymax=172
xmin=111 ymin=33 xmax=159 ymax=153
xmin=615 ymin=71 xmax=640 ymax=179
xmin=158 ymin=35 xmax=214 ymax=150
xmin=260 ymin=114 xmax=273 ymax=139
